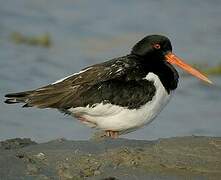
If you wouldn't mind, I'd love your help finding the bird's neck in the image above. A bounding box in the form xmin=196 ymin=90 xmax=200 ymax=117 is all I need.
xmin=131 ymin=54 xmax=179 ymax=93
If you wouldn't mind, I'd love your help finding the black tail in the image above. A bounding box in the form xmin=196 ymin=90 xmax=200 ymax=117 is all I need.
xmin=4 ymin=84 xmax=74 ymax=109
xmin=4 ymin=91 xmax=32 ymax=105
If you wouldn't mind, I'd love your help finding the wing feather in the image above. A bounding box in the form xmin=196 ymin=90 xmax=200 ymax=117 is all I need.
xmin=5 ymin=56 xmax=140 ymax=109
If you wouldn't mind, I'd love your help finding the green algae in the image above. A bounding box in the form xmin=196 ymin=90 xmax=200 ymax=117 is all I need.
xmin=10 ymin=32 xmax=51 ymax=47
xmin=184 ymin=63 xmax=221 ymax=76
xmin=203 ymin=64 xmax=221 ymax=75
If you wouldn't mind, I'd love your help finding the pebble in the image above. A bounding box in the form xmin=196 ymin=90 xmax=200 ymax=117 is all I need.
xmin=35 ymin=152 xmax=46 ymax=160
xmin=94 ymin=170 xmax=101 ymax=176
xmin=27 ymin=164 xmax=39 ymax=174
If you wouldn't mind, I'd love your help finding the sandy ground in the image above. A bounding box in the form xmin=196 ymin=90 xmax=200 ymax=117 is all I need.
xmin=0 ymin=136 xmax=221 ymax=180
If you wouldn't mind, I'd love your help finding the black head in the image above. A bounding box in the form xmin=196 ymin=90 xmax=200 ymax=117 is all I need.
xmin=130 ymin=35 xmax=178 ymax=92
xmin=130 ymin=34 xmax=212 ymax=90
xmin=131 ymin=35 xmax=172 ymax=59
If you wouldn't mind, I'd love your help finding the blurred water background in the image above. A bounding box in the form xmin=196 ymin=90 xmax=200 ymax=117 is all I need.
xmin=0 ymin=0 xmax=221 ymax=142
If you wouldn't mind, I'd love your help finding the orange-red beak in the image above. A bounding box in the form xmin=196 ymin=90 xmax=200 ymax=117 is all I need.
xmin=165 ymin=52 xmax=213 ymax=84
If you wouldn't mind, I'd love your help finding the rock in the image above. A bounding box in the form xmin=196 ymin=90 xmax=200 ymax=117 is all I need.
xmin=94 ymin=170 xmax=101 ymax=176
xmin=57 ymin=163 xmax=74 ymax=179
xmin=0 ymin=137 xmax=220 ymax=179
xmin=26 ymin=164 xmax=39 ymax=175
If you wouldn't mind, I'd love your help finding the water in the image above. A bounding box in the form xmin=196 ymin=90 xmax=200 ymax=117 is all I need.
xmin=0 ymin=0 xmax=221 ymax=142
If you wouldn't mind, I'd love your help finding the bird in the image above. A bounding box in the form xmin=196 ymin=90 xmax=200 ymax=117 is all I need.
xmin=5 ymin=35 xmax=212 ymax=138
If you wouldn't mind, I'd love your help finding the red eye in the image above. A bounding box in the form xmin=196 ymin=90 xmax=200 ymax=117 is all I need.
xmin=153 ymin=44 xmax=161 ymax=49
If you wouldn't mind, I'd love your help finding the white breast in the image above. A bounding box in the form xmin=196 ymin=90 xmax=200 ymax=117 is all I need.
xmin=69 ymin=73 xmax=172 ymax=133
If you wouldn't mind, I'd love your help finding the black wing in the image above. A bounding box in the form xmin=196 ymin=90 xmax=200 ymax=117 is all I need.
xmin=5 ymin=55 xmax=155 ymax=109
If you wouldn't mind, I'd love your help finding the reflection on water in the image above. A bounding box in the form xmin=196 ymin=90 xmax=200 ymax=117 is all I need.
xmin=0 ymin=0 xmax=221 ymax=142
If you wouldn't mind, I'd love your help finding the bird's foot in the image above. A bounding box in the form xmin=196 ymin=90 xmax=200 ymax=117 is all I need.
xmin=105 ymin=130 xmax=119 ymax=139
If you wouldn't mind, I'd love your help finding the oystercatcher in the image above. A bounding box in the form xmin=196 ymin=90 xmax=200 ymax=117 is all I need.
xmin=5 ymin=35 xmax=212 ymax=138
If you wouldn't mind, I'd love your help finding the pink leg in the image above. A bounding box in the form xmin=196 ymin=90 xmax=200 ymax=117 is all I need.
xmin=105 ymin=130 xmax=119 ymax=139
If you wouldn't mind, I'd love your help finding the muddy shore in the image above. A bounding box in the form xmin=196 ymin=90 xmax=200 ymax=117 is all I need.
xmin=0 ymin=136 xmax=220 ymax=180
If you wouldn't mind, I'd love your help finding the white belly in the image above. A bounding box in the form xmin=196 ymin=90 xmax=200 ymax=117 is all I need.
xmin=69 ymin=73 xmax=172 ymax=133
